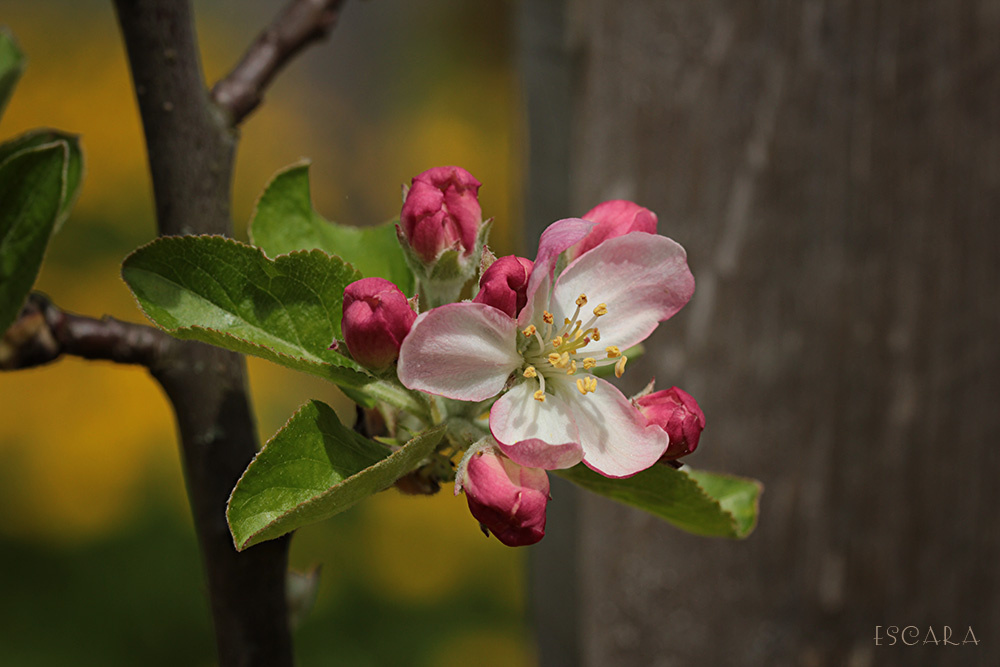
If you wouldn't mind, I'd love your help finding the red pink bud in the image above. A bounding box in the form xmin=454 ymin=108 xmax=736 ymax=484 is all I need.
xmin=635 ymin=386 xmax=705 ymax=460
xmin=472 ymin=255 xmax=534 ymax=318
xmin=463 ymin=448 xmax=549 ymax=547
xmin=400 ymin=166 xmax=482 ymax=263
xmin=341 ymin=278 xmax=416 ymax=370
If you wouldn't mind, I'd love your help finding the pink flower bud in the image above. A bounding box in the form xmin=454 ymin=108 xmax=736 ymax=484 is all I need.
xmin=472 ymin=255 xmax=534 ymax=318
xmin=635 ymin=387 xmax=706 ymax=460
xmin=568 ymin=200 xmax=658 ymax=261
xmin=400 ymin=166 xmax=482 ymax=263
xmin=341 ymin=278 xmax=416 ymax=370
xmin=463 ymin=448 xmax=549 ymax=547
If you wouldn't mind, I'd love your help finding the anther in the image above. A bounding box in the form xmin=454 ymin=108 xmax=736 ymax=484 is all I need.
xmin=576 ymin=378 xmax=588 ymax=395
xmin=615 ymin=355 xmax=628 ymax=378
xmin=543 ymin=311 xmax=554 ymax=324
xmin=592 ymin=328 xmax=601 ymax=341
xmin=533 ymin=389 xmax=546 ymax=402
xmin=522 ymin=325 xmax=537 ymax=337
xmin=583 ymin=357 xmax=597 ymax=370
xmin=552 ymin=336 xmax=564 ymax=348
xmin=523 ymin=366 xmax=537 ymax=378
xmin=593 ymin=303 xmax=608 ymax=317
xmin=576 ymin=294 xmax=588 ymax=306
xmin=567 ymin=360 xmax=578 ymax=375
xmin=606 ymin=345 xmax=621 ymax=358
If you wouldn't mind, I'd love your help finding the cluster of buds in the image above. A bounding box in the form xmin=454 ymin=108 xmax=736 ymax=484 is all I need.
xmin=338 ymin=167 xmax=704 ymax=546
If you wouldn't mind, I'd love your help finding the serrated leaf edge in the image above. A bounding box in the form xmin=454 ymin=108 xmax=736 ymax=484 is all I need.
xmin=226 ymin=405 xmax=445 ymax=550
xmin=121 ymin=235 xmax=362 ymax=363
xmin=685 ymin=468 xmax=763 ymax=538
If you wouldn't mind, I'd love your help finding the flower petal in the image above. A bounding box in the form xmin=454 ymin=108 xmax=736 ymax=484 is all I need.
xmin=518 ymin=218 xmax=594 ymax=327
xmin=551 ymin=232 xmax=694 ymax=352
xmin=398 ymin=302 xmax=521 ymax=401
xmin=552 ymin=376 xmax=669 ymax=478
xmin=490 ymin=381 xmax=584 ymax=469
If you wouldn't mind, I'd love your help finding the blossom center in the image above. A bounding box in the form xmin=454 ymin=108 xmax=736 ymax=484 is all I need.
xmin=518 ymin=293 xmax=627 ymax=401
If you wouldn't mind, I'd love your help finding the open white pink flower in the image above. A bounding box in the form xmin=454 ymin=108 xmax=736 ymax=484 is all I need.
xmin=398 ymin=217 xmax=695 ymax=478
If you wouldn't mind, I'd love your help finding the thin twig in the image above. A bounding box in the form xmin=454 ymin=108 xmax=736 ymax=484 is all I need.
xmin=0 ymin=292 xmax=173 ymax=371
xmin=212 ymin=0 xmax=347 ymax=125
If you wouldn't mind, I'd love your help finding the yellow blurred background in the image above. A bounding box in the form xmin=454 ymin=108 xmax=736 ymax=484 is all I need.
xmin=0 ymin=1 xmax=532 ymax=664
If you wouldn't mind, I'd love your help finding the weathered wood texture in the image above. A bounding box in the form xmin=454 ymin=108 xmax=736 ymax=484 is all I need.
xmin=532 ymin=1 xmax=1000 ymax=665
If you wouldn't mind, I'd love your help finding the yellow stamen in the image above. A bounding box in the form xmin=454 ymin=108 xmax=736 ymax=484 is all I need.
xmin=576 ymin=294 xmax=588 ymax=306
xmin=592 ymin=328 xmax=601 ymax=341
xmin=576 ymin=378 xmax=588 ymax=395
xmin=567 ymin=360 xmax=578 ymax=375
xmin=606 ymin=345 xmax=621 ymax=358
xmin=615 ymin=355 xmax=628 ymax=378
xmin=583 ymin=357 xmax=597 ymax=370
xmin=547 ymin=352 xmax=562 ymax=366
xmin=593 ymin=303 xmax=608 ymax=317
xmin=522 ymin=324 xmax=537 ymax=337
xmin=564 ymin=317 xmax=572 ymax=326
xmin=523 ymin=366 xmax=537 ymax=378
xmin=586 ymin=377 xmax=597 ymax=393
xmin=543 ymin=311 xmax=554 ymax=324
xmin=533 ymin=389 xmax=546 ymax=402
xmin=551 ymin=335 xmax=564 ymax=348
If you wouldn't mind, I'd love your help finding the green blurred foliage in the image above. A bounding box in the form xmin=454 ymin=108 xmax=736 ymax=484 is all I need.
xmin=0 ymin=1 xmax=531 ymax=664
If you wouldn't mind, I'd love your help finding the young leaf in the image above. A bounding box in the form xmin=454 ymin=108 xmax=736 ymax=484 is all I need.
xmin=250 ymin=161 xmax=414 ymax=294
xmin=121 ymin=236 xmax=426 ymax=414
xmin=227 ymin=400 xmax=445 ymax=550
xmin=0 ymin=141 xmax=68 ymax=335
xmin=556 ymin=463 xmax=761 ymax=539
xmin=122 ymin=235 xmax=368 ymax=381
xmin=0 ymin=129 xmax=84 ymax=230
xmin=0 ymin=28 xmax=25 ymax=120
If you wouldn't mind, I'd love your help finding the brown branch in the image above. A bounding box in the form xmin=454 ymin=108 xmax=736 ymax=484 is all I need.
xmin=0 ymin=292 xmax=173 ymax=371
xmin=113 ymin=2 xmax=294 ymax=665
xmin=211 ymin=0 xmax=347 ymax=125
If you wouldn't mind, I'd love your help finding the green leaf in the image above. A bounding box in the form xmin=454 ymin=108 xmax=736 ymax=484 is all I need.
xmin=0 ymin=129 xmax=84 ymax=230
xmin=249 ymin=161 xmax=414 ymax=294
xmin=686 ymin=469 xmax=761 ymax=538
xmin=121 ymin=235 xmax=425 ymax=414
xmin=227 ymin=400 xmax=445 ymax=550
xmin=556 ymin=463 xmax=761 ymax=539
xmin=0 ymin=141 xmax=68 ymax=335
xmin=0 ymin=28 xmax=25 ymax=120
xmin=122 ymin=235 xmax=367 ymax=379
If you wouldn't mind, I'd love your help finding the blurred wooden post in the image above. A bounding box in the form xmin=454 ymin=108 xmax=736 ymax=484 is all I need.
xmin=522 ymin=1 xmax=1000 ymax=664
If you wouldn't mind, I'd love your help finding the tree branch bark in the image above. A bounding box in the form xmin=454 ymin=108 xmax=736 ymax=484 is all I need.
xmin=111 ymin=1 xmax=295 ymax=665
xmin=0 ymin=292 xmax=172 ymax=370
xmin=212 ymin=0 xmax=347 ymax=126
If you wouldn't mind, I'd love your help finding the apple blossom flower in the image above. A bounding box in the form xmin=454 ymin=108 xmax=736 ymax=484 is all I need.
xmin=473 ymin=255 xmax=534 ymax=318
xmin=398 ymin=216 xmax=695 ymax=478
xmin=340 ymin=277 xmax=416 ymax=370
xmin=400 ymin=166 xmax=482 ymax=263
xmin=461 ymin=446 xmax=549 ymax=547
xmin=635 ymin=386 xmax=706 ymax=460
xmin=568 ymin=199 xmax=658 ymax=262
